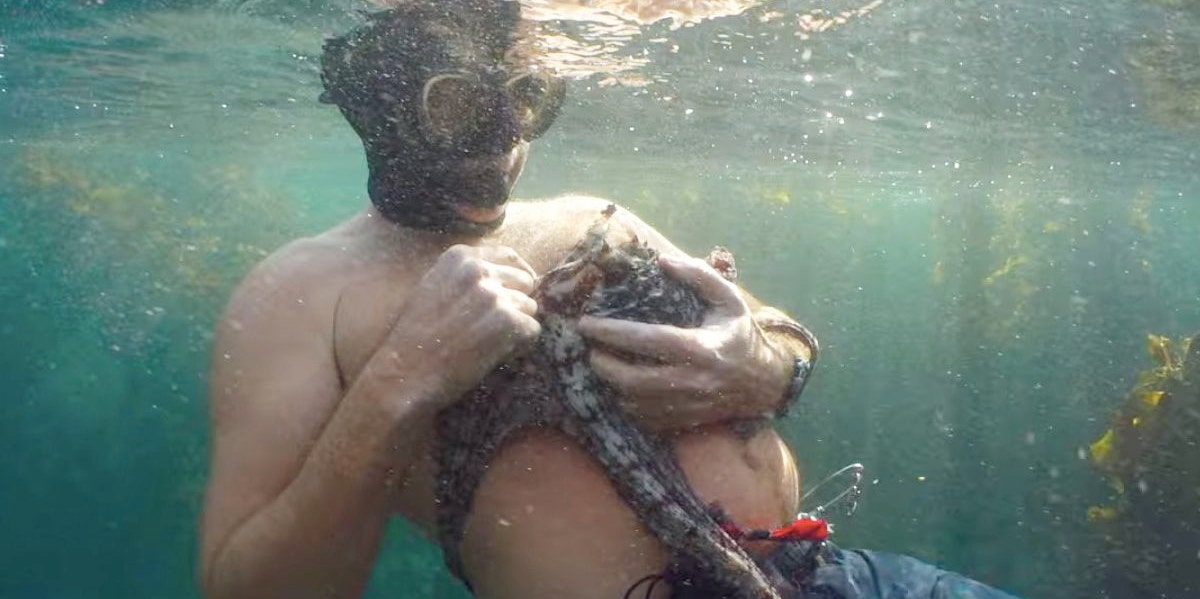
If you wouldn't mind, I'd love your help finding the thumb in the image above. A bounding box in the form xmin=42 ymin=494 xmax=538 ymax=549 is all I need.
xmin=657 ymin=253 xmax=743 ymax=314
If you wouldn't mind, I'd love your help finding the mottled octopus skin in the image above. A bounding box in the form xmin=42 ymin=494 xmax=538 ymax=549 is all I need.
xmin=435 ymin=211 xmax=780 ymax=599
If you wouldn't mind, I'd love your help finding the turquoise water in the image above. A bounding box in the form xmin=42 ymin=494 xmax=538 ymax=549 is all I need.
xmin=2 ymin=0 xmax=1199 ymax=597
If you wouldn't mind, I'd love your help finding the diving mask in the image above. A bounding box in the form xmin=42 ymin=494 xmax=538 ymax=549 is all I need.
xmin=418 ymin=69 xmax=566 ymax=154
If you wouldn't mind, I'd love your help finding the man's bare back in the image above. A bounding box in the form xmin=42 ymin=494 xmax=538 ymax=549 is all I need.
xmin=201 ymin=196 xmax=800 ymax=599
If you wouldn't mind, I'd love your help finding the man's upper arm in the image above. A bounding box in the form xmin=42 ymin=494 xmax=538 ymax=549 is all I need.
xmin=199 ymin=243 xmax=344 ymax=577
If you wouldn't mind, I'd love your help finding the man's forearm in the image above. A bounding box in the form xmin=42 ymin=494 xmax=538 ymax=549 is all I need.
xmin=204 ymin=362 xmax=438 ymax=599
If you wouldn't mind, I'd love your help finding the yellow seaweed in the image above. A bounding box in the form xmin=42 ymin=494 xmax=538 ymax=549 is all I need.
xmin=982 ymin=255 xmax=1028 ymax=286
xmin=1147 ymin=334 xmax=1176 ymax=370
xmin=1130 ymin=190 xmax=1153 ymax=236
xmin=1087 ymin=328 xmax=1200 ymax=595
xmin=13 ymin=147 xmax=300 ymax=321
xmin=1090 ymin=429 xmax=1116 ymax=466
xmin=1087 ymin=505 xmax=1118 ymax=522
xmin=1109 ymin=477 xmax=1125 ymax=495
xmin=1139 ymin=390 xmax=1166 ymax=407
xmin=762 ymin=188 xmax=792 ymax=206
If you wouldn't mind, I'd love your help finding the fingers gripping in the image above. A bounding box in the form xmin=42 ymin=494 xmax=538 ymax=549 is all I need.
xmin=478 ymin=244 xmax=538 ymax=281
xmin=443 ymin=243 xmax=542 ymax=345
xmin=578 ymin=316 xmax=704 ymax=364
xmin=657 ymin=254 xmax=745 ymax=316
xmin=489 ymin=264 xmax=537 ymax=295
xmin=591 ymin=350 xmax=714 ymax=397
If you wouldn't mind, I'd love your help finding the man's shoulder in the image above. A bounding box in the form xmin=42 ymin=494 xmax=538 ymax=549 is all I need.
xmin=501 ymin=195 xmax=630 ymax=263
xmin=510 ymin=194 xmax=609 ymax=221
xmin=512 ymin=195 xmax=662 ymax=241
xmin=510 ymin=194 xmax=654 ymax=236
xmin=245 ymin=233 xmax=352 ymax=293
xmin=221 ymin=220 xmax=364 ymax=324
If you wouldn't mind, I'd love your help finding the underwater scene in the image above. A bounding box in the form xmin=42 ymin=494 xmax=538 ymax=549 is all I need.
xmin=2 ymin=0 xmax=1199 ymax=597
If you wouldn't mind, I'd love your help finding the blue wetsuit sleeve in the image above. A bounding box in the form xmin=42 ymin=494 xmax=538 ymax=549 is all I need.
xmin=806 ymin=547 xmax=1023 ymax=599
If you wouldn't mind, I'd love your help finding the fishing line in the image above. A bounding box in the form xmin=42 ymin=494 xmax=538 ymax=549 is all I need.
xmin=800 ymin=462 xmax=865 ymax=520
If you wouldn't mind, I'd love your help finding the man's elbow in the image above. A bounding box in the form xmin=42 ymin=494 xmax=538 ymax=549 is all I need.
xmin=198 ymin=551 xmax=254 ymax=599
xmin=197 ymin=546 xmax=223 ymax=599
xmin=197 ymin=522 xmax=239 ymax=599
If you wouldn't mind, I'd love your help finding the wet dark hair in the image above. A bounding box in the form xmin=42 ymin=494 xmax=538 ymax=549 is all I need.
xmin=317 ymin=0 xmax=526 ymax=233
xmin=319 ymin=1 xmax=521 ymax=146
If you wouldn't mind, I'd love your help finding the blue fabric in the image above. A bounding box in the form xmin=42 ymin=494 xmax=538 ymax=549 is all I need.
xmin=804 ymin=547 xmax=1022 ymax=599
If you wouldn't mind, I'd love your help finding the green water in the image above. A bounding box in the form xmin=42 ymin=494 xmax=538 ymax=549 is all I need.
xmin=2 ymin=0 xmax=1199 ymax=597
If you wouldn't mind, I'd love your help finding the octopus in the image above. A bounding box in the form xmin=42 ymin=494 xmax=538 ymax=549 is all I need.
xmin=435 ymin=205 xmax=782 ymax=598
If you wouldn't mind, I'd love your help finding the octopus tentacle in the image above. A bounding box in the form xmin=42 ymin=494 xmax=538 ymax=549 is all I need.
xmin=435 ymin=209 xmax=780 ymax=598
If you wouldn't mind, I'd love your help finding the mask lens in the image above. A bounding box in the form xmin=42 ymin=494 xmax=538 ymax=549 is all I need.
xmin=420 ymin=73 xmax=491 ymax=147
xmin=506 ymin=72 xmax=566 ymax=140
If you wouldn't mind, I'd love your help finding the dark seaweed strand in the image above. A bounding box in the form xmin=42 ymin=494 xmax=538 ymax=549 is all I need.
xmin=435 ymin=216 xmax=779 ymax=598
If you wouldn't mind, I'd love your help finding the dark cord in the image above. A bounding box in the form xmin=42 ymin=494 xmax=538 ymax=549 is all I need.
xmin=624 ymin=574 xmax=664 ymax=599
xmin=644 ymin=575 xmax=665 ymax=599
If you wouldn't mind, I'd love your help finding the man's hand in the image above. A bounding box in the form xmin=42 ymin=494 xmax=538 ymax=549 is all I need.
xmin=577 ymin=253 xmax=790 ymax=430
xmin=200 ymin=242 xmax=542 ymax=599
xmin=380 ymin=244 xmax=542 ymax=408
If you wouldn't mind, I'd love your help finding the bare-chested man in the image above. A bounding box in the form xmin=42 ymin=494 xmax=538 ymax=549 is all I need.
xmin=199 ymin=3 xmax=1020 ymax=599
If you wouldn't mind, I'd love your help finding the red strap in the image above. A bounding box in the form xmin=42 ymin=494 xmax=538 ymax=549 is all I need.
xmin=767 ymin=517 xmax=829 ymax=542
xmin=719 ymin=516 xmax=829 ymax=543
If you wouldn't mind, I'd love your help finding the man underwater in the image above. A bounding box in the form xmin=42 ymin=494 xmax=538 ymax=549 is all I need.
xmin=198 ymin=2 xmax=1022 ymax=598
